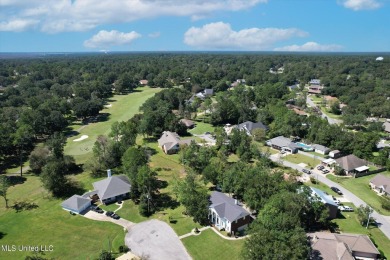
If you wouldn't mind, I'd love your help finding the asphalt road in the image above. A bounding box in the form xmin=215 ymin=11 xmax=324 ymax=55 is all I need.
xmin=269 ymin=152 xmax=390 ymax=239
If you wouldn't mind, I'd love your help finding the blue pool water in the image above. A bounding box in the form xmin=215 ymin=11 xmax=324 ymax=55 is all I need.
xmin=296 ymin=142 xmax=314 ymax=151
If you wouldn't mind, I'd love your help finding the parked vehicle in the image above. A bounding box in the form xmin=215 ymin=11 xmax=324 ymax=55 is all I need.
xmin=302 ymin=169 xmax=311 ymax=174
xmin=317 ymin=165 xmax=324 ymax=170
xmin=111 ymin=214 xmax=120 ymax=220
xmin=322 ymin=170 xmax=330 ymax=174
xmin=343 ymin=206 xmax=354 ymax=212
xmin=331 ymin=186 xmax=343 ymax=195
xmin=105 ymin=211 xmax=114 ymax=217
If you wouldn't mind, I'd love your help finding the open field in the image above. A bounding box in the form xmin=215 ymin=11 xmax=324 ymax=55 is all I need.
xmin=332 ymin=203 xmax=390 ymax=258
xmin=64 ymin=87 xmax=161 ymax=164
xmin=182 ymin=229 xmax=245 ymax=260
xmin=327 ymin=172 xmax=390 ymax=216
xmin=284 ymin=153 xmax=321 ymax=168
xmin=0 ymin=175 xmax=125 ymax=260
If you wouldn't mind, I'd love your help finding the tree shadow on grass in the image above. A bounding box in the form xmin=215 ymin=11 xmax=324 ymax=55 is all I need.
xmin=7 ymin=175 xmax=27 ymax=186
xmin=0 ymin=232 xmax=6 ymax=240
xmin=155 ymin=193 xmax=180 ymax=211
xmin=11 ymin=201 xmax=39 ymax=213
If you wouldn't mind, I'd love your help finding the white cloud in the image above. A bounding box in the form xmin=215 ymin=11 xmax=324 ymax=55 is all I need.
xmin=274 ymin=42 xmax=343 ymax=52
xmin=340 ymin=0 xmax=382 ymax=10
xmin=84 ymin=30 xmax=141 ymax=48
xmin=0 ymin=19 xmax=38 ymax=32
xmin=184 ymin=22 xmax=307 ymax=50
xmin=0 ymin=0 xmax=266 ymax=33
xmin=148 ymin=32 xmax=161 ymax=38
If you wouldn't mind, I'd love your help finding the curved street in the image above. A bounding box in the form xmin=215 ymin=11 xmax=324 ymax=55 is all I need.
xmin=269 ymin=153 xmax=390 ymax=239
xmin=306 ymin=95 xmax=343 ymax=125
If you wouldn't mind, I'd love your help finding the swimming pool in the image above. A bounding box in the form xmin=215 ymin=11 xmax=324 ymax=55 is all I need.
xmin=296 ymin=142 xmax=314 ymax=152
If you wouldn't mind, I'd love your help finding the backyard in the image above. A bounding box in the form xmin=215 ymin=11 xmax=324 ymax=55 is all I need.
xmin=327 ymin=172 xmax=390 ymax=216
xmin=284 ymin=153 xmax=321 ymax=169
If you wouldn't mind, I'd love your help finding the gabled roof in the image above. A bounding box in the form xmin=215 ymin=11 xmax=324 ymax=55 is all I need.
xmin=312 ymin=144 xmax=330 ymax=152
xmin=336 ymin=233 xmax=380 ymax=255
xmin=237 ymin=121 xmax=267 ymax=133
xmin=370 ymin=174 xmax=390 ymax=193
xmin=267 ymin=136 xmax=299 ymax=150
xmin=61 ymin=195 xmax=91 ymax=211
xmin=204 ymin=88 xmax=213 ymax=95
xmin=335 ymin=154 xmax=367 ymax=171
xmin=209 ymin=191 xmax=250 ymax=223
xmin=180 ymin=119 xmax=195 ymax=128
xmin=92 ymin=175 xmax=131 ymax=201
xmin=158 ymin=131 xmax=180 ymax=151
xmin=310 ymin=187 xmax=338 ymax=207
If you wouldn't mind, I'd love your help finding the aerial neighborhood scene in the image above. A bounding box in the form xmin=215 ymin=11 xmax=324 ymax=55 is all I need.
xmin=1 ymin=0 xmax=390 ymax=260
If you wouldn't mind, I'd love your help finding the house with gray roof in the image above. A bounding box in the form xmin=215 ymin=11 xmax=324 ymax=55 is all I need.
xmin=92 ymin=175 xmax=131 ymax=204
xmin=309 ymin=187 xmax=338 ymax=219
xmin=312 ymin=144 xmax=330 ymax=155
xmin=266 ymin=136 xmax=300 ymax=154
xmin=370 ymin=174 xmax=390 ymax=197
xmin=335 ymin=154 xmax=367 ymax=175
xmin=158 ymin=131 xmax=192 ymax=154
xmin=309 ymin=232 xmax=380 ymax=260
xmin=61 ymin=195 xmax=91 ymax=214
xmin=383 ymin=122 xmax=390 ymax=133
xmin=237 ymin=121 xmax=267 ymax=136
xmin=209 ymin=191 xmax=252 ymax=233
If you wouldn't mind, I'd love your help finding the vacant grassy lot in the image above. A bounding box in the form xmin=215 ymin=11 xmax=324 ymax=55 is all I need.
xmin=333 ymin=203 xmax=390 ymax=258
xmin=0 ymin=175 xmax=125 ymax=260
xmin=64 ymin=87 xmax=161 ymax=164
xmin=327 ymin=172 xmax=390 ymax=216
xmin=182 ymin=229 xmax=245 ymax=260
xmin=306 ymin=180 xmax=342 ymax=198
xmin=188 ymin=121 xmax=215 ymax=135
xmin=284 ymin=153 xmax=321 ymax=168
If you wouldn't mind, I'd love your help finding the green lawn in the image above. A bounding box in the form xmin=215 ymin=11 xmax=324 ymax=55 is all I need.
xmin=188 ymin=121 xmax=215 ymax=135
xmin=64 ymin=87 xmax=161 ymax=164
xmin=306 ymin=180 xmax=342 ymax=198
xmin=182 ymin=229 xmax=245 ymax=260
xmin=0 ymin=175 xmax=125 ymax=260
xmin=284 ymin=153 xmax=321 ymax=169
xmin=332 ymin=203 xmax=390 ymax=258
xmin=327 ymin=172 xmax=390 ymax=216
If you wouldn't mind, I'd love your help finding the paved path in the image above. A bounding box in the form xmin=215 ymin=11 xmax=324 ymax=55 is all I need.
xmin=178 ymin=226 xmax=210 ymax=239
xmin=83 ymin=210 xmax=135 ymax=230
xmin=125 ymin=219 xmax=191 ymax=260
xmin=269 ymin=152 xmax=390 ymax=239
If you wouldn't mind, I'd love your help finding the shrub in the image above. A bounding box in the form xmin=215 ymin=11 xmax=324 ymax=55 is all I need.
xmin=380 ymin=197 xmax=390 ymax=211
xmin=310 ymin=177 xmax=317 ymax=184
xmin=119 ymin=245 xmax=130 ymax=253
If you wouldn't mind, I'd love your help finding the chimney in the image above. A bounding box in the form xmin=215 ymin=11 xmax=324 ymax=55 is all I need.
xmin=107 ymin=169 xmax=112 ymax=178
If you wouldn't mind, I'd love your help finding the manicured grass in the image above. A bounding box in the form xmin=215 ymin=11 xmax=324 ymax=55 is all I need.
xmin=306 ymin=180 xmax=342 ymax=198
xmin=284 ymin=153 xmax=321 ymax=169
xmin=308 ymin=151 xmax=326 ymax=158
xmin=64 ymin=87 xmax=161 ymax=164
xmin=188 ymin=121 xmax=215 ymax=135
xmin=327 ymin=172 xmax=390 ymax=216
xmin=332 ymin=203 xmax=390 ymax=258
xmin=182 ymin=229 xmax=245 ymax=260
xmin=0 ymin=175 xmax=125 ymax=260
xmin=255 ymin=142 xmax=279 ymax=155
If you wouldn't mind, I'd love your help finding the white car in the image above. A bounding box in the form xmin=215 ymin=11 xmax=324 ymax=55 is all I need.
xmin=343 ymin=206 xmax=354 ymax=212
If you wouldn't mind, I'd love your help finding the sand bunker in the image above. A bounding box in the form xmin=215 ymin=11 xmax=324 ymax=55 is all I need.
xmin=73 ymin=135 xmax=89 ymax=142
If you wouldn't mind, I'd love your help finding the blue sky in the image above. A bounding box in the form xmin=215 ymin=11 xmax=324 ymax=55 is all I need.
xmin=0 ymin=0 xmax=389 ymax=52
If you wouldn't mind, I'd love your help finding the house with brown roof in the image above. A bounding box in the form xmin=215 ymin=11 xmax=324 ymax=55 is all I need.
xmin=139 ymin=79 xmax=149 ymax=86
xmin=157 ymin=131 xmax=192 ymax=154
xmin=308 ymin=86 xmax=322 ymax=94
xmin=309 ymin=232 xmax=380 ymax=260
xmin=370 ymin=174 xmax=390 ymax=197
xmin=180 ymin=119 xmax=195 ymax=129
xmin=335 ymin=154 xmax=368 ymax=175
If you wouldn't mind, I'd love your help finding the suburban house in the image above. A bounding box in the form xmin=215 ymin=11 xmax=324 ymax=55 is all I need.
xmin=370 ymin=174 xmax=390 ymax=197
xmin=180 ymin=118 xmax=195 ymax=129
xmin=335 ymin=154 xmax=368 ymax=175
xmin=286 ymin=104 xmax=309 ymax=116
xmin=266 ymin=136 xmax=300 ymax=154
xmin=208 ymin=191 xmax=252 ymax=234
xmin=310 ymin=79 xmax=321 ymax=85
xmin=61 ymin=195 xmax=91 ymax=214
xmin=158 ymin=131 xmax=191 ymax=154
xmin=187 ymin=88 xmax=214 ymax=104
xmin=236 ymin=121 xmax=267 ymax=136
xmin=312 ymin=144 xmax=330 ymax=155
xmin=329 ymin=150 xmax=342 ymax=159
xmin=309 ymin=187 xmax=338 ymax=219
xmin=309 ymin=232 xmax=380 ymax=260
xmin=308 ymin=85 xmax=322 ymax=95
xmin=139 ymin=79 xmax=149 ymax=86
xmin=322 ymin=158 xmax=336 ymax=167
xmin=288 ymin=84 xmax=299 ymax=91
xmin=92 ymin=174 xmax=131 ymax=204
xmin=383 ymin=122 xmax=390 ymax=133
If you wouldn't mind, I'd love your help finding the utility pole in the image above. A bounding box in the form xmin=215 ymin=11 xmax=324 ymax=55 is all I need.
xmin=366 ymin=207 xmax=371 ymax=229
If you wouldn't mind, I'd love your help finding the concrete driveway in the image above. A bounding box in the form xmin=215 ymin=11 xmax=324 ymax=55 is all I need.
xmin=83 ymin=210 xmax=135 ymax=229
xmin=125 ymin=219 xmax=191 ymax=260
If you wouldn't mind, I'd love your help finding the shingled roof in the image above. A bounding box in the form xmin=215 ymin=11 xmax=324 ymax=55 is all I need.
xmin=370 ymin=174 xmax=390 ymax=194
xmin=61 ymin=195 xmax=91 ymax=212
xmin=237 ymin=121 xmax=267 ymax=133
xmin=335 ymin=154 xmax=367 ymax=171
xmin=209 ymin=191 xmax=250 ymax=223
xmin=92 ymin=175 xmax=131 ymax=201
